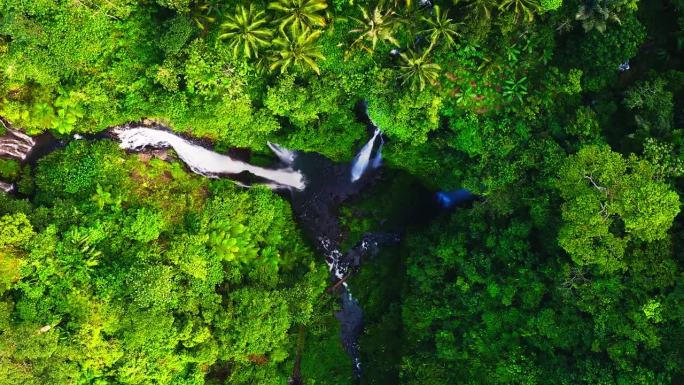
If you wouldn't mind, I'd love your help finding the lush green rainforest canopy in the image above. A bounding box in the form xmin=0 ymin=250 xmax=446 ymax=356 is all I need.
xmin=1 ymin=0 xmax=684 ymax=384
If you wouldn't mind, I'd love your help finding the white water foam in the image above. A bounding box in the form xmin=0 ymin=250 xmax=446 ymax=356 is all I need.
xmin=113 ymin=127 xmax=306 ymax=190
xmin=350 ymin=128 xmax=381 ymax=182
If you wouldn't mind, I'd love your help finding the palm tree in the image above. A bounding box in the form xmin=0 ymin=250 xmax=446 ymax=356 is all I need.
xmin=421 ymin=5 xmax=461 ymax=51
xmin=349 ymin=4 xmax=401 ymax=52
xmin=398 ymin=49 xmax=441 ymax=91
xmin=219 ymin=4 xmax=273 ymax=59
xmin=498 ymin=0 xmax=540 ymax=23
xmin=270 ymin=27 xmax=326 ymax=75
xmin=190 ymin=0 xmax=221 ymax=31
xmin=268 ymin=0 xmax=328 ymax=33
xmin=575 ymin=0 xmax=621 ymax=33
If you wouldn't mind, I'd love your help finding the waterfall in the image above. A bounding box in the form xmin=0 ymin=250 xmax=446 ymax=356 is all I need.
xmin=0 ymin=124 xmax=37 ymax=194
xmin=113 ymin=127 xmax=306 ymax=190
xmin=267 ymin=142 xmax=296 ymax=165
xmin=350 ymin=128 xmax=381 ymax=182
xmin=371 ymin=137 xmax=383 ymax=169
xmin=0 ymin=127 xmax=35 ymax=160
xmin=1 ymin=115 xmax=402 ymax=380
xmin=0 ymin=181 xmax=14 ymax=193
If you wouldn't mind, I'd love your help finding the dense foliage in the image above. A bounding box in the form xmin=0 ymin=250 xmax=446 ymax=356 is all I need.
xmin=1 ymin=0 xmax=683 ymax=384
xmin=1 ymin=141 xmax=328 ymax=384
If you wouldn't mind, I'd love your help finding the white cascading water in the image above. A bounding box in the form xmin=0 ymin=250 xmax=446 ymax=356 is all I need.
xmin=350 ymin=128 xmax=381 ymax=182
xmin=113 ymin=127 xmax=306 ymax=190
xmin=0 ymin=128 xmax=35 ymax=160
xmin=0 ymin=181 xmax=13 ymax=193
xmin=267 ymin=141 xmax=296 ymax=165
xmin=371 ymin=137 xmax=383 ymax=169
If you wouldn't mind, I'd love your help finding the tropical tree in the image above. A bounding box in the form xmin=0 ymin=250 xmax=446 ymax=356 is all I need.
xmin=556 ymin=145 xmax=680 ymax=272
xmin=270 ymin=27 xmax=325 ymax=75
xmin=268 ymin=0 xmax=328 ymax=33
xmin=398 ymin=49 xmax=441 ymax=91
xmin=575 ymin=0 xmax=621 ymax=33
xmin=498 ymin=0 xmax=541 ymax=23
xmin=349 ymin=3 xmax=401 ymax=52
xmin=421 ymin=5 xmax=461 ymax=51
xmin=219 ymin=4 xmax=273 ymax=59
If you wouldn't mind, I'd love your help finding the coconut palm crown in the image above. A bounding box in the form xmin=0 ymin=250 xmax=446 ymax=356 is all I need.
xmin=268 ymin=0 xmax=328 ymax=33
xmin=349 ymin=3 xmax=401 ymax=52
xmin=398 ymin=49 xmax=441 ymax=91
xmin=219 ymin=4 xmax=273 ymax=59
xmin=269 ymin=27 xmax=326 ymax=75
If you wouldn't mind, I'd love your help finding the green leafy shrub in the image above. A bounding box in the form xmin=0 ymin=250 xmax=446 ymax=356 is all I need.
xmin=368 ymin=89 xmax=442 ymax=143
xmin=122 ymin=207 xmax=167 ymax=243
xmin=34 ymin=141 xmax=124 ymax=202
xmin=0 ymin=159 xmax=20 ymax=180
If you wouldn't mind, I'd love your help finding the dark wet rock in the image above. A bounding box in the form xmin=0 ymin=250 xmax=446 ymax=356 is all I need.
xmin=24 ymin=133 xmax=62 ymax=165
xmin=345 ymin=232 xmax=401 ymax=269
xmin=288 ymin=151 xmax=377 ymax=246
xmin=282 ymin=149 xmax=386 ymax=378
